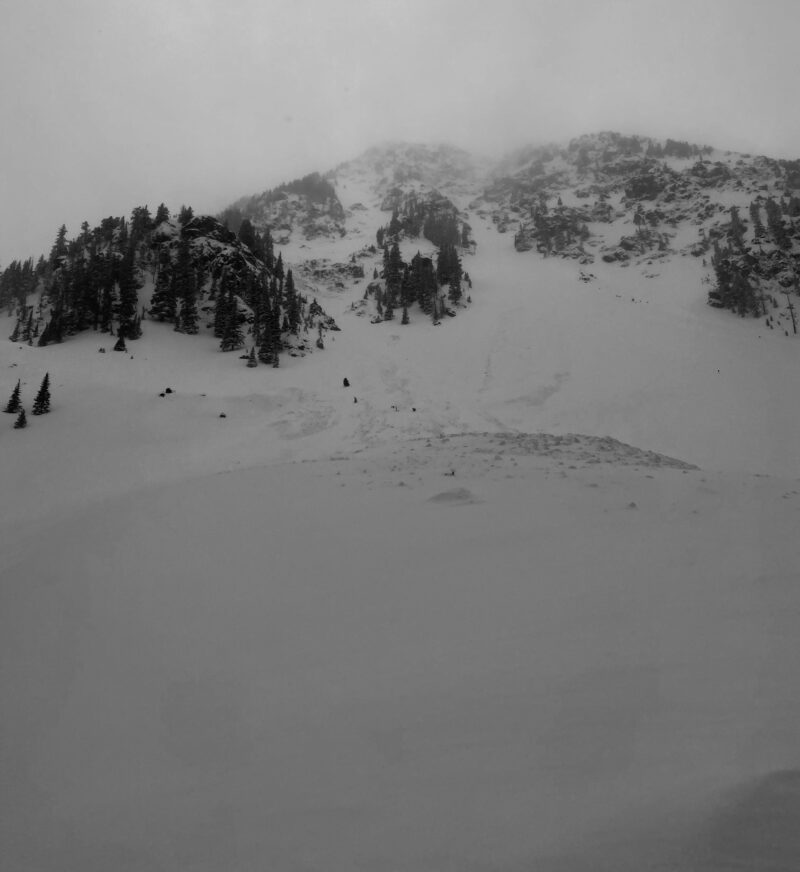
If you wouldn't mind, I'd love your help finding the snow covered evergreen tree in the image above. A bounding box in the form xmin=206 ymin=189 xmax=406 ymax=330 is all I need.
xmin=149 ymin=247 xmax=176 ymax=322
xmin=4 ymin=380 xmax=21 ymax=413
xmin=32 ymin=373 xmax=51 ymax=415
xmin=174 ymin=237 xmax=199 ymax=335
xmin=117 ymin=247 xmax=141 ymax=340
xmin=220 ymin=285 xmax=244 ymax=352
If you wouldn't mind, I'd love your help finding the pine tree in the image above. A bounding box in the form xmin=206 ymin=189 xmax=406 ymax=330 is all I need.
xmin=4 ymin=379 xmax=21 ymax=413
xmin=171 ymin=237 xmax=198 ymax=334
xmin=129 ymin=205 xmax=153 ymax=246
xmin=448 ymin=273 xmax=462 ymax=304
xmin=154 ymin=203 xmax=170 ymax=225
xmin=117 ymin=247 xmax=141 ymax=339
xmin=49 ymin=224 xmax=68 ymax=270
xmin=99 ymin=256 xmax=115 ymax=333
xmin=178 ymin=268 xmax=198 ymax=335
xmin=213 ymin=273 xmax=230 ymax=338
xmin=238 ymin=219 xmax=257 ymax=252
xmin=269 ymin=295 xmax=282 ymax=356
xmin=220 ymin=285 xmax=244 ymax=352
xmin=749 ymin=200 xmax=765 ymax=242
xmin=262 ymin=226 xmax=275 ymax=269
xmin=13 ymin=408 xmax=27 ymax=429
xmin=727 ymin=206 xmax=746 ymax=251
xmin=285 ymin=269 xmax=301 ymax=333
xmin=32 ymin=373 xmax=51 ymax=415
xmin=258 ymin=328 xmax=273 ymax=365
xmin=149 ymin=247 xmax=176 ymax=322
xmin=178 ymin=205 xmax=194 ymax=225
xmin=764 ymin=197 xmax=790 ymax=249
xmin=385 ymin=242 xmax=403 ymax=305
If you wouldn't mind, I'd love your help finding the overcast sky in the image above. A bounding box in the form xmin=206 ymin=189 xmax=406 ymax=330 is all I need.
xmin=2 ymin=0 xmax=800 ymax=264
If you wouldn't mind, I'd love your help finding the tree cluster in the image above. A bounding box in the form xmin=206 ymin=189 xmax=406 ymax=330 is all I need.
xmin=371 ymin=236 xmax=466 ymax=324
xmin=708 ymin=241 xmax=762 ymax=316
xmin=708 ymin=200 xmax=800 ymax=318
xmin=4 ymin=373 xmax=51 ymax=429
xmin=647 ymin=139 xmax=711 ymax=159
xmin=375 ymin=192 xmax=472 ymax=252
xmin=4 ymin=203 xmax=333 ymax=367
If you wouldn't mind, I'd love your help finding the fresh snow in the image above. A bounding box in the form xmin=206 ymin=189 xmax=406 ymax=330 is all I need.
xmin=2 ymin=147 xmax=800 ymax=870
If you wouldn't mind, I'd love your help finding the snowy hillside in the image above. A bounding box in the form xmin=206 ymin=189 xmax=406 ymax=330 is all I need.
xmin=3 ymin=134 xmax=800 ymax=871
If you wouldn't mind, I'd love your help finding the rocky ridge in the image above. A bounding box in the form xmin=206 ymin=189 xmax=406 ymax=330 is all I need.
xmin=222 ymin=134 xmax=800 ymax=331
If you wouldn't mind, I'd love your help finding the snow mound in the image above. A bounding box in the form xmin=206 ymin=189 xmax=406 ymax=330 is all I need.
xmin=486 ymin=431 xmax=698 ymax=469
xmin=427 ymin=486 xmax=481 ymax=504
xmin=407 ymin=431 xmax=697 ymax=472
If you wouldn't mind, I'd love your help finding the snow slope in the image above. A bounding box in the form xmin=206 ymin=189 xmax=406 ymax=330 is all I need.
xmin=3 ymin=142 xmax=800 ymax=870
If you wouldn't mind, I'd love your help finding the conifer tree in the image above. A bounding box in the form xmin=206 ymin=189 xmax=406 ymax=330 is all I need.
xmin=172 ymin=237 xmax=198 ymax=334
xmin=385 ymin=242 xmax=404 ymax=305
xmin=448 ymin=273 xmax=462 ymax=304
xmin=271 ymin=295 xmax=283 ymax=353
xmin=764 ymin=197 xmax=790 ymax=249
xmin=115 ymin=217 xmax=129 ymax=255
xmin=258 ymin=327 xmax=273 ymax=365
xmin=99 ymin=257 xmax=115 ymax=333
xmin=220 ymin=285 xmax=244 ymax=352
xmin=32 ymin=373 xmax=50 ymax=415
xmin=154 ymin=203 xmax=170 ymax=225
xmin=262 ymin=226 xmax=275 ymax=269
xmin=129 ymin=205 xmax=153 ymax=246
xmin=727 ymin=206 xmax=746 ymax=251
xmin=22 ymin=309 xmax=34 ymax=344
xmin=213 ymin=274 xmax=230 ymax=339
xmin=238 ymin=219 xmax=257 ymax=252
xmin=149 ymin=247 xmax=176 ymax=322
xmin=13 ymin=408 xmax=27 ymax=429
xmin=4 ymin=379 xmax=21 ymax=413
xmin=117 ymin=247 xmax=141 ymax=339
xmin=49 ymin=224 xmax=68 ymax=270
xmin=749 ymin=200 xmax=765 ymax=242
xmin=285 ymin=269 xmax=301 ymax=333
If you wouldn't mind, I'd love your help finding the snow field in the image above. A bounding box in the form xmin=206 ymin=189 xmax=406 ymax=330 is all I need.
xmin=3 ymin=442 xmax=800 ymax=871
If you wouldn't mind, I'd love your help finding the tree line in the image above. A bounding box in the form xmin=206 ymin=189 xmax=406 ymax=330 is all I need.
xmin=2 ymin=203 xmax=332 ymax=365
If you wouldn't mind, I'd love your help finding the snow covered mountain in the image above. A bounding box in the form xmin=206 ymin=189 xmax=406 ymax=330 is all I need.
xmin=2 ymin=134 xmax=800 ymax=872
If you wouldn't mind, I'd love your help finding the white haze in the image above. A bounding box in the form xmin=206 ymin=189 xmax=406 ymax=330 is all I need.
xmin=2 ymin=0 xmax=800 ymax=264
